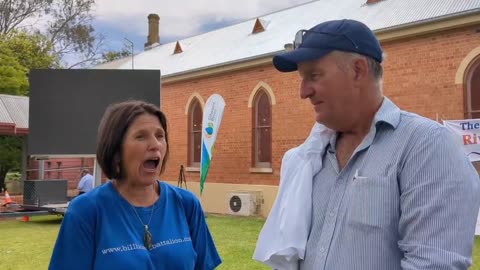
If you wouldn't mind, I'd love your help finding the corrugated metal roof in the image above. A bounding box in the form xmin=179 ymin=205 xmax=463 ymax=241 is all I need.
xmin=0 ymin=94 xmax=29 ymax=134
xmin=94 ymin=55 xmax=133 ymax=69
xmin=356 ymin=0 xmax=480 ymax=31
xmin=0 ymin=96 xmax=14 ymax=125
xmin=94 ymin=0 xmax=480 ymax=76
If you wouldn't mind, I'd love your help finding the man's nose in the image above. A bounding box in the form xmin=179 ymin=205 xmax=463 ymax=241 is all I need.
xmin=300 ymin=80 xmax=314 ymax=99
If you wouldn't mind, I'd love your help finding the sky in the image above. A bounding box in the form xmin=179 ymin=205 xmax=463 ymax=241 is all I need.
xmin=92 ymin=0 xmax=313 ymax=54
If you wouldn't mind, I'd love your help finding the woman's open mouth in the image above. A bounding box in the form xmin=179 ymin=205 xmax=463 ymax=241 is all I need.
xmin=143 ymin=157 xmax=160 ymax=171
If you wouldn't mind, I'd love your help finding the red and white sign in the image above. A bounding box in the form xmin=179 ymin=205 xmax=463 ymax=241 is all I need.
xmin=443 ymin=119 xmax=480 ymax=235
xmin=443 ymin=119 xmax=480 ymax=162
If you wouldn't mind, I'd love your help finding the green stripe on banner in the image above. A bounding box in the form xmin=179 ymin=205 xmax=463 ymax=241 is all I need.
xmin=200 ymin=142 xmax=211 ymax=194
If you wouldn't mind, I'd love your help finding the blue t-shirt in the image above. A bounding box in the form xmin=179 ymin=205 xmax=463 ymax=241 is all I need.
xmin=49 ymin=181 xmax=221 ymax=270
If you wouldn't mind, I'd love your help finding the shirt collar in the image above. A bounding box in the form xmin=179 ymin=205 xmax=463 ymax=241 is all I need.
xmin=373 ymin=96 xmax=401 ymax=129
xmin=327 ymin=96 xmax=401 ymax=151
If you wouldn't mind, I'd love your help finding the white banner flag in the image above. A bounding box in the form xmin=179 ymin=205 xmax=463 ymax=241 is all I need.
xmin=200 ymin=94 xmax=225 ymax=195
xmin=443 ymin=119 xmax=480 ymax=162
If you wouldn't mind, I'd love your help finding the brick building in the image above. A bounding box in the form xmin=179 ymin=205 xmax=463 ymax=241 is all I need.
xmin=96 ymin=0 xmax=480 ymax=216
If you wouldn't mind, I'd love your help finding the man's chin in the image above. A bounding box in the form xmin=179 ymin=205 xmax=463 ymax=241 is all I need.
xmin=315 ymin=114 xmax=327 ymax=124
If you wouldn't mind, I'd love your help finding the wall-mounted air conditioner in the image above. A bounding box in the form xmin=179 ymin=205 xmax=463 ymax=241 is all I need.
xmin=226 ymin=190 xmax=262 ymax=216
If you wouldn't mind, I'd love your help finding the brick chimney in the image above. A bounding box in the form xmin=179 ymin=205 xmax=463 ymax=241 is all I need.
xmin=366 ymin=0 xmax=383 ymax=4
xmin=144 ymin=13 xmax=160 ymax=49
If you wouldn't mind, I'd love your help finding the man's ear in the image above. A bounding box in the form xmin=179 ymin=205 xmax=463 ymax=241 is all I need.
xmin=352 ymin=57 xmax=369 ymax=81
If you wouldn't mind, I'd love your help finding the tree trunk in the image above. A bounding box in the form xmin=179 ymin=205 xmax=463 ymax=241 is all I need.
xmin=0 ymin=166 xmax=8 ymax=193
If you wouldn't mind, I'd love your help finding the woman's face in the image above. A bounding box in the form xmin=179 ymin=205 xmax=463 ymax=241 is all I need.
xmin=120 ymin=113 xmax=167 ymax=186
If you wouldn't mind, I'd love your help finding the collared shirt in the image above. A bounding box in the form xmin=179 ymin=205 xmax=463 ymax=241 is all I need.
xmin=77 ymin=173 xmax=94 ymax=193
xmin=299 ymin=97 xmax=480 ymax=270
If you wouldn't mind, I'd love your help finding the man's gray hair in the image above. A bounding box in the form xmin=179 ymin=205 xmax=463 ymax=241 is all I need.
xmin=334 ymin=51 xmax=384 ymax=80
xmin=366 ymin=56 xmax=383 ymax=79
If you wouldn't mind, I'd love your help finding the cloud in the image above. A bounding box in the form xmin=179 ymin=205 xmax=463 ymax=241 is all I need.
xmin=94 ymin=0 xmax=312 ymax=41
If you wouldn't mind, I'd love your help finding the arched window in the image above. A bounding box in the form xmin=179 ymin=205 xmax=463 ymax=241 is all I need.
xmin=252 ymin=90 xmax=272 ymax=168
xmin=188 ymin=99 xmax=203 ymax=167
xmin=465 ymin=59 xmax=480 ymax=119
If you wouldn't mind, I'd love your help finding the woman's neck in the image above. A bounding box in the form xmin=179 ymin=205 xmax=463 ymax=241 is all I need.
xmin=113 ymin=180 xmax=160 ymax=207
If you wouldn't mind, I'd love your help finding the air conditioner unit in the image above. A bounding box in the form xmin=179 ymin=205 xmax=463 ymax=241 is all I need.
xmin=226 ymin=191 xmax=262 ymax=216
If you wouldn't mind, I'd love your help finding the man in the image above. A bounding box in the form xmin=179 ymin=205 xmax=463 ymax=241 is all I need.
xmin=77 ymin=169 xmax=94 ymax=195
xmin=254 ymin=19 xmax=480 ymax=270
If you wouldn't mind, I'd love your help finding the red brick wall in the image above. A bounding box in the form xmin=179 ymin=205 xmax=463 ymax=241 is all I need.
xmin=159 ymin=25 xmax=480 ymax=186
xmin=161 ymin=65 xmax=315 ymax=186
xmin=382 ymin=26 xmax=480 ymax=120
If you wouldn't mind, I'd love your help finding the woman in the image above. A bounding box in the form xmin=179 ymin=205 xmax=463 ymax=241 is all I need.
xmin=49 ymin=100 xmax=221 ymax=270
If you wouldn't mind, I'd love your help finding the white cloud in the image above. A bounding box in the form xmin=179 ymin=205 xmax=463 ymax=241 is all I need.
xmin=94 ymin=0 xmax=311 ymax=40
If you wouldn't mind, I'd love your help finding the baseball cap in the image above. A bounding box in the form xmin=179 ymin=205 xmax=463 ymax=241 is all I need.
xmin=273 ymin=19 xmax=383 ymax=72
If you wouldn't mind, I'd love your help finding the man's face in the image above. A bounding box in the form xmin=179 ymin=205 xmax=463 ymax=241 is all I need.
xmin=297 ymin=52 xmax=359 ymax=130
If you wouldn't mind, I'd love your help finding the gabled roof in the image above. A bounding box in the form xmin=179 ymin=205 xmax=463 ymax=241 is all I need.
xmin=173 ymin=41 xmax=183 ymax=54
xmin=0 ymin=94 xmax=29 ymax=135
xmin=95 ymin=0 xmax=480 ymax=77
xmin=252 ymin=18 xmax=268 ymax=34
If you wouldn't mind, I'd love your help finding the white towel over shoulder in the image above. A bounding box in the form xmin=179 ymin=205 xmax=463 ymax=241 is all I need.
xmin=253 ymin=123 xmax=334 ymax=270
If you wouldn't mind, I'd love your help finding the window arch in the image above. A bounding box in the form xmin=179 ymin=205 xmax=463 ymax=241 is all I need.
xmin=252 ymin=90 xmax=272 ymax=168
xmin=248 ymin=81 xmax=276 ymax=108
xmin=188 ymin=99 xmax=203 ymax=167
xmin=465 ymin=58 xmax=480 ymax=119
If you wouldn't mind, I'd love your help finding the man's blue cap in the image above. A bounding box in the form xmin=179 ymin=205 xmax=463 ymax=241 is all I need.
xmin=273 ymin=19 xmax=383 ymax=72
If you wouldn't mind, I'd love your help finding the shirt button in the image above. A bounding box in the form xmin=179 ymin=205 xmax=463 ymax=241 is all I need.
xmin=319 ymin=247 xmax=326 ymax=253
xmin=329 ymin=212 xmax=335 ymax=217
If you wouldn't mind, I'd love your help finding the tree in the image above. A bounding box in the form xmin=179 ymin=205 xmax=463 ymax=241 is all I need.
xmin=0 ymin=136 xmax=22 ymax=192
xmin=101 ymin=47 xmax=131 ymax=63
xmin=0 ymin=0 xmax=102 ymax=68
xmin=0 ymin=30 xmax=59 ymax=95
xmin=0 ymin=44 xmax=28 ymax=95
xmin=1 ymin=31 xmax=60 ymax=70
xmin=0 ymin=0 xmax=52 ymax=35
xmin=0 ymin=31 xmax=59 ymax=191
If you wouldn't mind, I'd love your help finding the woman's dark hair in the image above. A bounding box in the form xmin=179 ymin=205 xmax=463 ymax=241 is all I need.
xmin=96 ymin=100 xmax=169 ymax=180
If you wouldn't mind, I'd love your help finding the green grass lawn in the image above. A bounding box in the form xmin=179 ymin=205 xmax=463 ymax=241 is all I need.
xmin=473 ymin=239 xmax=480 ymax=270
xmin=0 ymin=216 xmax=62 ymax=270
xmin=0 ymin=215 xmax=479 ymax=269
xmin=207 ymin=215 xmax=268 ymax=270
